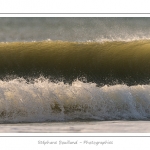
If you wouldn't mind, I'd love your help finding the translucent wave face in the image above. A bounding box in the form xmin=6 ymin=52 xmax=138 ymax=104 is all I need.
xmin=1 ymin=40 xmax=150 ymax=86
xmin=0 ymin=77 xmax=150 ymax=123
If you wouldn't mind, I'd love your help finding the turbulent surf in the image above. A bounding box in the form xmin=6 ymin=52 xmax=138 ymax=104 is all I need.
xmin=1 ymin=18 xmax=150 ymax=123
xmin=0 ymin=78 xmax=150 ymax=123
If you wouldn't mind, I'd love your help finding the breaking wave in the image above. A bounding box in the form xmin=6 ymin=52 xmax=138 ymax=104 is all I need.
xmin=0 ymin=78 xmax=150 ymax=123
xmin=1 ymin=40 xmax=150 ymax=85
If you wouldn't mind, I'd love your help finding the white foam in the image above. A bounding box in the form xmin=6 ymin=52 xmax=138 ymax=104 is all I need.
xmin=0 ymin=78 xmax=150 ymax=123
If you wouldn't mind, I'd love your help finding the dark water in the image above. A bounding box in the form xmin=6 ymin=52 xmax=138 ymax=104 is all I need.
xmin=0 ymin=40 xmax=150 ymax=85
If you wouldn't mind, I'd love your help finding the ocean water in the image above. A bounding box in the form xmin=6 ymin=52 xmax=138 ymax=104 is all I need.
xmin=0 ymin=18 xmax=150 ymax=132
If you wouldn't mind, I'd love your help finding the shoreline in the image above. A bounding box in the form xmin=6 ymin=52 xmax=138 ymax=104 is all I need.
xmin=0 ymin=120 xmax=150 ymax=133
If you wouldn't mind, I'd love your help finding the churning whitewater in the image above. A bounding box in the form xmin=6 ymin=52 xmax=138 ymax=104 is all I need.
xmin=0 ymin=78 xmax=150 ymax=123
